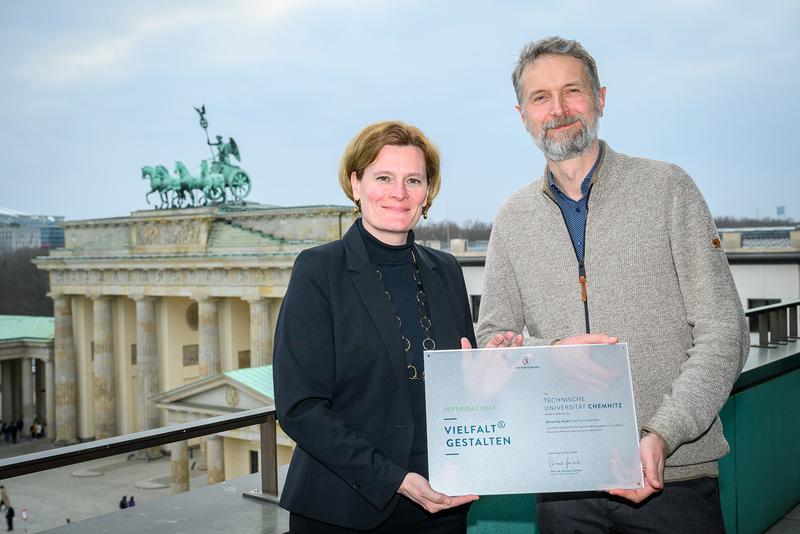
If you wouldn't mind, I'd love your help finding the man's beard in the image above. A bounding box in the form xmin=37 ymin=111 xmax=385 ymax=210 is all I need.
xmin=533 ymin=113 xmax=598 ymax=162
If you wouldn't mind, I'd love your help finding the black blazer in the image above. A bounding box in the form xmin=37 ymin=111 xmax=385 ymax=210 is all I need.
xmin=273 ymin=222 xmax=476 ymax=530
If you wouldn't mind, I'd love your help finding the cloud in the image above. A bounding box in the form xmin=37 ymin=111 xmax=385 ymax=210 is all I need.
xmin=9 ymin=0 xmax=352 ymax=88
xmin=10 ymin=6 xmax=210 ymax=86
xmin=15 ymin=35 xmax=137 ymax=86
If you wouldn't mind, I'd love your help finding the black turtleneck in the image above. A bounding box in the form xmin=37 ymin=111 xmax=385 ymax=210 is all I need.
xmin=356 ymin=219 xmax=432 ymax=470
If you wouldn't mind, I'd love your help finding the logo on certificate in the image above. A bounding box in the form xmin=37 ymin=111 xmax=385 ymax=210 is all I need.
xmin=516 ymin=354 xmax=539 ymax=370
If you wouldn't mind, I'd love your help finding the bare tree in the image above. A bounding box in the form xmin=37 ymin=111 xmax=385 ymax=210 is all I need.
xmin=714 ymin=216 xmax=796 ymax=228
xmin=416 ymin=215 xmax=797 ymax=242
xmin=0 ymin=248 xmax=52 ymax=316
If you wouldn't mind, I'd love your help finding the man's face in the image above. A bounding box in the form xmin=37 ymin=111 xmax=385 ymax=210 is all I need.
xmin=516 ymin=54 xmax=606 ymax=162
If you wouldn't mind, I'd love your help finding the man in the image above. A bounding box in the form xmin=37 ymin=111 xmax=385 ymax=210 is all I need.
xmin=3 ymin=505 xmax=12 ymax=532
xmin=477 ymin=36 xmax=748 ymax=533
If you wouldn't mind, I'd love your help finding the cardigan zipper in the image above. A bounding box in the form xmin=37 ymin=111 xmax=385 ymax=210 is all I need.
xmin=578 ymin=262 xmax=590 ymax=333
xmin=545 ymin=143 xmax=604 ymax=334
xmin=545 ymin=186 xmax=593 ymax=334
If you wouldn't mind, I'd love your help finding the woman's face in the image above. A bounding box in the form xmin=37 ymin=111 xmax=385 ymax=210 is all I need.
xmin=351 ymin=144 xmax=428 ymax=246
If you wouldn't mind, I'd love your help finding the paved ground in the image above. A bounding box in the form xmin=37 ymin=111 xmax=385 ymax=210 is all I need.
xmin=0 ymin=437 xmax=56 ymax=459
xmin=0 ymin=438 xmax=209 ymax=533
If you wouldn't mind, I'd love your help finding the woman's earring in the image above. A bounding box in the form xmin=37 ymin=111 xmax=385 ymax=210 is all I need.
xmin=354 ymin=199 xmax=361 ymax=213
xmin=422 ymin=206 xmax=428 ymax=219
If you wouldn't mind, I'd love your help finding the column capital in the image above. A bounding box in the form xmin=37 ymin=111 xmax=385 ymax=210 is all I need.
xmin=193 ymin=293 xmax=218 ymax=304
xmin=130 ymin=293 xmax=157 ymax=303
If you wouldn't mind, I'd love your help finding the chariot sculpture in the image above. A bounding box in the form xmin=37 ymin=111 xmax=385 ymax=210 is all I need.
xmin=141 ymin=106 xmax=252 ymax=209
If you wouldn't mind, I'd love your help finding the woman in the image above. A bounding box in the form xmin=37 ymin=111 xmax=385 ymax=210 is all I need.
xmin=274 ymin=121 xmax=479 ymax=533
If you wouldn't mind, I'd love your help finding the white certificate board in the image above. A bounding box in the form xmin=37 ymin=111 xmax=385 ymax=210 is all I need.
xmin=424 ymin=343 xmax=643 ymax=495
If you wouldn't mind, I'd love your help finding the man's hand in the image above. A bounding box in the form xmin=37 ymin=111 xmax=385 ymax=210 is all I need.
xmin=460 ymin=332 xmax=523 ymax=350
xmin=608 ymin=432 xmax=668 ymax=503
xmin=553 ymin=333 xmax=620 ymax=391
xmin=554 ymin=333 xmax=619 ymax=346
xmin=398 ymin=472 xmax=479 ymax=513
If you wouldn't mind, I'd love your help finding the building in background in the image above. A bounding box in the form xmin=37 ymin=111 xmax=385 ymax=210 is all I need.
xmin=719 ymin=225 xmax=800 ymax=310
xmin=34 ymin=204 xmax=355 ymax=489
xmin=451 ymin=225 xmax=800 ymax=326
xmin=154 ymin=364 xmax=292 ymax=493
xmin=0 ymin=315 xmax=54 ymax=440
xmin=0 ymin=207 xmax=65 ymax=251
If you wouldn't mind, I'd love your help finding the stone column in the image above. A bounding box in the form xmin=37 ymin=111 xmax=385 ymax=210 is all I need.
xmin=247 ymin=298 xmax=272 ymax=367
xmin=11 ymin=359 xmax=20 ymax=421
xmin=197 ymin=438 xmax=208 ymax=472
xmin=35 ymin=359 xmax=45 ymax=420
xmin=1 ymin=361 xmax=13 ymax=422
xmin=54 ymin=294 xmax=78 ymax=444
xmin=198 ymin=298 xmax=221 ymax=377
xmin=21 ymin=359 xmax=33 ymax=437
xmin=197 ymin=297 xmax=221 ymax=471
xmin=135 ymin=296 xmax=161 ymax=458
xmin=206 ymin=434 xmax=225 ymax=484
xmin=170 ymin=440 xmax=190 ymax=494
xmin=92 ymin=296 xmax=116 ymax=439
xmin=45 ymin=360 xmax=55 ymax=439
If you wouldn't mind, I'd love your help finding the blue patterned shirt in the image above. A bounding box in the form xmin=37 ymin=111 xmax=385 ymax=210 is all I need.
xmin=547 ymin=143 xmax=603 ymax=263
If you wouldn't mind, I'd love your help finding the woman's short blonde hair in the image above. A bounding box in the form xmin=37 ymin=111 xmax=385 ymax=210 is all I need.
xmin=338 ymin=121 xmax=441 ymax=214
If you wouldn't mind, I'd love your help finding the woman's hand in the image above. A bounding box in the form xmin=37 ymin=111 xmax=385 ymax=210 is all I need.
xmin=397 ymin=472 xmax=479 ymax=513
xmin=459 ymin=335 xmax=521 ymax=399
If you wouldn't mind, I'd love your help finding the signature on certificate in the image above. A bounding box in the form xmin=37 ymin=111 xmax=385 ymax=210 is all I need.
xmin=549 ymin=451 xmax=583 ymax=471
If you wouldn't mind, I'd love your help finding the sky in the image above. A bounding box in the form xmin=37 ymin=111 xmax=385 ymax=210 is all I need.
xmin=1 ymin=0 xmax=799 ymax=224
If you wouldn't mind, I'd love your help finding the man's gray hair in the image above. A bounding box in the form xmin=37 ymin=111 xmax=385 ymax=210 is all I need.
xmin=512 ymin=36 xmax=601 ymax=104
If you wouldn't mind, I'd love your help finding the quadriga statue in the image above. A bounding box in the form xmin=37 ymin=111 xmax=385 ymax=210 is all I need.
xmin=141 ymin=106 xmax=252 ymax=209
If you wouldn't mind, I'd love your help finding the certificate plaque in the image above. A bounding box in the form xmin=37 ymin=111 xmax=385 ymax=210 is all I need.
xmin=424 ymin=343 xmax=643 ymax=495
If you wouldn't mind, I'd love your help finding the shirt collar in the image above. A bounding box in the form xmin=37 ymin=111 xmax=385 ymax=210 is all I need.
xmin=547 ymin=140 xmax=604 ymax=199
